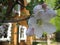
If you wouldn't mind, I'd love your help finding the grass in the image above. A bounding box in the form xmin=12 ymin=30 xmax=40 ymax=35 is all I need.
xmin=32 ymin=42 xmax=47 ymax=45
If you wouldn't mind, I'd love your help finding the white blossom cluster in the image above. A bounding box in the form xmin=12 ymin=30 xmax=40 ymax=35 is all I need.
xmin=26 ymin=4 xmax=56 ymax=38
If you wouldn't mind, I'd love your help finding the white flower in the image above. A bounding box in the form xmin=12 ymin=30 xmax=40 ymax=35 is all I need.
xmin=33 ymin=7 xmax=56 ymax=23
xmin=26 ymin=27 xmax=34 ymax=36
xmin=28 ymin=18 xmax=56 ymax=38
xmin=27 ymin=4 xmax=56 ymax=38
xmin=33 ymin=5 xmax=42 ymax=14
xmin=28 ymin=17 xmax=43 ymax=37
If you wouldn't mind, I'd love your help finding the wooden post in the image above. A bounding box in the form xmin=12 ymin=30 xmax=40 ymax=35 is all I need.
xmin=11 ymin=0 xmax=30 ymax=45
xmin=11 ymin=23 xmax=18 ymax=45
xmin=11 ymin=23 xmax=14 ymax=45
xmin=47 ymin=34 xmax=51 ymax=45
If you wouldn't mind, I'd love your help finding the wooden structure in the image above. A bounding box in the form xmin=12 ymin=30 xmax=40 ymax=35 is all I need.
xmin=11 ymin=0 xmax=30 ymax=45
xmin=0 ymin=0 xmax=34 ymax=45
xmin=11 ymin=0 xmax=33 ymax=45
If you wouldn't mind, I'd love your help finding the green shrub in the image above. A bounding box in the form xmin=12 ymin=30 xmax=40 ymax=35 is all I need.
xmin=55 ymin=31 xmax=60 ymax=42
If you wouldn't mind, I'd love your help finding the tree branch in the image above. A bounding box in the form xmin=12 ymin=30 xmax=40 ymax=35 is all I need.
xmin=1 ymin=15 xmax=30 ymax=23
